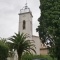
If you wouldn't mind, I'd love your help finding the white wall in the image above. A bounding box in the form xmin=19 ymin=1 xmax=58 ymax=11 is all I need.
xmin=32 ymin=35 xmax=41 ymax=55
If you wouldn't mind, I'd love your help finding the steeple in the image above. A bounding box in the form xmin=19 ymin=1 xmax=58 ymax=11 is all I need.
xmin=18 ymin=3 xmax=33 ymax=40
xmin=19 ymin=3 xmax=33 ymax=17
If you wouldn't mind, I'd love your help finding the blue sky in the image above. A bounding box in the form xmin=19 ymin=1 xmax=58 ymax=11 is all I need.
xmin=0 ymin=0 xmax=40 ymax=38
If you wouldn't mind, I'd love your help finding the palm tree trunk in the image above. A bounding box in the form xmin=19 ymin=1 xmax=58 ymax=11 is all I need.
xmin=18 ymin=55 xmax=21 ymax=60
xmin=17 ymin=51 xmax=22 ymax=60
xmin=17 ymin=50 xmax=22 ymax=60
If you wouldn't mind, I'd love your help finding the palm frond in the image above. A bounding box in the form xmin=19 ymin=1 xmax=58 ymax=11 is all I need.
xmin=8 ymin=32 xmax=36 ymax=59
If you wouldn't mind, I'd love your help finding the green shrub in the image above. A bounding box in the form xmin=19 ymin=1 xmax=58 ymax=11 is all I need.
xmin=22 ymin=52 xmax=56 ymax=60
xmin=21 ymin=52 xmax=33 ymax=60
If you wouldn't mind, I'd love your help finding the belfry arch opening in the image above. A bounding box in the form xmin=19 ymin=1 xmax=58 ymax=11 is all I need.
xmin=23 ymin=20 xmax=26 ymax=30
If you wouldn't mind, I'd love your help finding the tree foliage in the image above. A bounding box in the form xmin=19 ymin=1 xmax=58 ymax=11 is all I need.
xmin=0 ymin=38 xmax=9 ymax=60
xmin=8 ymin=33 xmax=36 ymax=60
xmin=37 ymin=0 xmax=60 ymax=60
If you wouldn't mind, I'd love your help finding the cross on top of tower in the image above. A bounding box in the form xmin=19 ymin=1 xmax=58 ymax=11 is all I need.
xmin=24 ymin=0 xmax=29 ymax=10
xmin=25 ymin=2 xmax=28 ymax=9
xmin=25 ymin=0 xmax=27 ymax=6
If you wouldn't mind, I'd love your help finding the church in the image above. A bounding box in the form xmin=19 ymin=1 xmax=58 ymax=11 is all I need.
xmin=7 ymin=4 xmax=48 ymax=60
xmin=18 ymin=4 xmax=40 ymax=55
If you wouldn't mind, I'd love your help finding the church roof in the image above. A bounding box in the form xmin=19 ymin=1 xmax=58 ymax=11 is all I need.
xmin=32 ymin=35 xmax=39 ymax=38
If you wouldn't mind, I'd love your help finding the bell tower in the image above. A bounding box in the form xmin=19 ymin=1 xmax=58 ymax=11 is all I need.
xmin=19 ymin=4 xmax=33 ymax=40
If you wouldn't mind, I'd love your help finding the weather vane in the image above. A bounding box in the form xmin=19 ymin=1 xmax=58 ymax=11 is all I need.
xmin=26 ymin=0 xmax=27 ymax=5
xmin=25 ymin=0 xmax=28 ymax=9
xmin=26 ymin=0 xmax=27 ymax=6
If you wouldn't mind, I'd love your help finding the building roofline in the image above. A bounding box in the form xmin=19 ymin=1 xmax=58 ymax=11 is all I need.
xmin=32 ymin=35 xmax=39 ymax=38
xmin=19 ymin=12 xmax=33 ymax=17
xmin=40 ymin=48 xmax=48 ymax=50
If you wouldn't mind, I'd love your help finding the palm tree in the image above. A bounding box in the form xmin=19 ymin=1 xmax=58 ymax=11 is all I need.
xmin=8 ymin=33 xmax=36 ymax=60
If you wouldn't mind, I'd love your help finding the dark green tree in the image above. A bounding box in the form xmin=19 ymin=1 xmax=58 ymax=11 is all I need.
xmin=37 ymin=0 xmax=60 ymax=60
xmin=8 ymin=33 xmax=36 ymax=60
xmin=0 ymin=38 xmax=9 ymax=60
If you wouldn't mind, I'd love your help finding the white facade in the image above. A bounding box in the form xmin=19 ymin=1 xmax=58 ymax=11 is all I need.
xmin=32 ymin=35 xmax=40 ymax=55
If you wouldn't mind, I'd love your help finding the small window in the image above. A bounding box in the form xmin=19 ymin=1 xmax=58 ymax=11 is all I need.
xmin=23 ymin=20 xmax=26 ymax=29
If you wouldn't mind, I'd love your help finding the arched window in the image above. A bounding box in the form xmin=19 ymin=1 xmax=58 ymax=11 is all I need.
xmin=23 ymin=20 xmax=26 ymax=29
